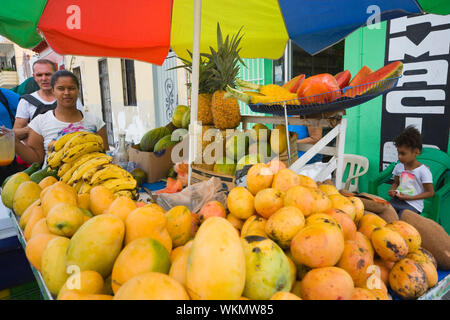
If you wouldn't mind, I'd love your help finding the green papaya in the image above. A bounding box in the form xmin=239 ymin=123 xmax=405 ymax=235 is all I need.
xmin=2 ymin=162 xmax=41 ymax=189
xmin=241 ymin=236 xmax=293 ymax=300
xmin=153 ymin=135 xmax=179 ymax=152
xmin=140 ymin=127 xmax=171 ymax=152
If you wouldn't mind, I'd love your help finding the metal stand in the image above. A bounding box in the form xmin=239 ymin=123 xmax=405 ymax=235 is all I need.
xmin=241 ymin=111 xmax=347 ymax=189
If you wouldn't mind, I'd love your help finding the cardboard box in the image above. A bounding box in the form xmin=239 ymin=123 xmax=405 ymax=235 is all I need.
xmin=279 ymin=131 xmax=299 ymax=167
xmin=190 ymin=165 xmax=236 ymax=193
xmin=128 ymin=144 xmax=176 ymax=183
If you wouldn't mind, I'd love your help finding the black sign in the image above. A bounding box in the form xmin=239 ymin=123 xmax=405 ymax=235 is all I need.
xmin=380 ymin=14 xmax=450 ymax=170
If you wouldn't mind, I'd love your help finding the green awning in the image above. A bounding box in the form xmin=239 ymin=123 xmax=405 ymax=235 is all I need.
xmin=418 ymin=0 xmax=450 ymax=15
xmin=0 ymin=0 xmax=48 ymax=48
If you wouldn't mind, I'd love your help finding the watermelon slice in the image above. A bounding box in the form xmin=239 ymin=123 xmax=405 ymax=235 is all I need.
xmin=334 ymin=70 xmax=351 ymax=89
xmin=344 ymin=61 xmax=403 ymax=98
xmin=156 ymin=177 xmax=183 ymax=194
xmin=282 ymin=74 xmax=305 ymax=93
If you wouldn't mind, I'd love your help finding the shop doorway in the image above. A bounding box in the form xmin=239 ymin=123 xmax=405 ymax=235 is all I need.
xmin=98 ymin=59 xmax=114 ymax=146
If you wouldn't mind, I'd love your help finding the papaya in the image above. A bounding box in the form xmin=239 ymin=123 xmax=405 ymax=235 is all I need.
xmin=41 ymin=181 xmax=77 ymax=216
xmin=153 ymin=135 xmax=179 ymax=152
xmin=296 ymin=73 xmax=341 ymax=104
xmin=386 ymin=220 xmax=421 ymax=253
xmin=290 ymin=223 xmax=345 ymax=268
xmin=318 ymin=183 xmax=340 ymax=196
xmin=389 ymin=258 xmax=428 ymax=299
xmin=165 ymin=206 xmax=192 ymax=247
xmin=227 ymin=187 xmax=255 ymax=220
xmin=244 ymin=164 xmax=273 ymax=197
xmin=272 ymin=168 xmax=300 ymax=193
xmin=240 ymin=215 xmax=267 ymax=238
xmin=58 ymin=291 xmax=113 ymax=300
xmin=265 ymin=206 xmax=305 ymax=249
xmin=309 ymin=188 xmax=332 ymax=214
xmin=125 ymin=206 xmax=172 ymax=253
xmin=139 ymin=127 xmax=171 ymax=152
xmin=30 ymin=218 xmax=52 ymax=239
xmin=282 ymin=74 xmax=305 ymax=93
xmin=371 ymin=227 xmax=408 ymax=262
xmin=19 ymin=199 xmax=40 ymax=230
xmin=325 ymin=208 xmax=357 ymax=241
xmin=46 ymin=203 xmax=85 ymax=237
xmin=25 ymin=233 xmax=59 ymax=271
xmin=254 ymin=188 xmax=285 ymax=219
xmin=186 ymin=217 xmax=245 ymax=300
xmin=169 ymin=240 xmax=194 ymax=286
xmin=66 ymin=214 xmax=125 ymax=277
xmin=328 ymin=194 xmax=356 ymax=221
xmin=41 ymin=237 xmax=71 ymax=295
xmin=284 ymin=185 xmax=314 ymax=217
xmin=241 ymin=236 xmax=292 ymax=300
xmin=57 ymin=270 xmax=104 ymax=299
xmin=38 ymin=175 xmax=58 ymax=190
xmin=1 ymin=172 xmax=30 ymax=210
xmin=351 ymin=288 xmax=377 ymax=300
xmin=336 ymin=240 xmax=374 ymax=287
xmin=24 ymin=206 xmax=45 ymax=241
xmin=111 ymin=237 xmax=171 ymax=294
xmin=89 ymin=185 xmax=115 ymax=216
xmin=172 ymin=105 xmax=189 ymax=128
xmin=300 ymin=267 xmax=354 ymax=300
xmin=407 ymin=251 xmax=438 ymax=288
xmin=226 ymin=214 xmax=244 ymax=233
xmin=12 ymin=181 xmax=42 ymax=216
xmin=114 ymin=272 xmax=189 ymax=300
xmin=354 ymin=231 xmax=375 ymax=258
xmin=270 ymin=291 xmax=302 ymax=300
xmin=105 ymin=196 xmax=137 ymax=222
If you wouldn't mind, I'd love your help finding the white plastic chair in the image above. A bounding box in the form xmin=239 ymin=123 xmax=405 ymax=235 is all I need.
xmin=342 ymin=154 xmax=369 ymax=192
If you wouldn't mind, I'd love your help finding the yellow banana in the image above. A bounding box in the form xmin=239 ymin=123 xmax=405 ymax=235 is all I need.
xmin=113 ymin=190 xmax=133 ymax=199
xmin=82 ymin=165 xmax=106 ymax=182
xmin=63 ymin=132 xmax=104 ymax=154
xmin=90 ymin=164 xmax=134 ymax=185
xmin=78 ymin=182 xmax=92 ymax=195
xmin=53 ymin=131 xmax=87 ymax=152
xmin=73 ymin=180 xmax=84 ymax=193
xmin=57 ymin=163 xmax=72 ymax=178
xmin=47 ymin=148 xmax=64 ymax=169
xmin=62 ymin=141 xmax=103 ymax=163
xmin=68 ymin=156 xmax=112 ymax=185
xmin=98 ymin=178 xmax=137 ymax=194
xmin=60 ymin=152 xmax=108 ymax=183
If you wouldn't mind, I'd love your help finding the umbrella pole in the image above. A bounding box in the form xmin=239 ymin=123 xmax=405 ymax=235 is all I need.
xmin=187 ymin=0 xmax=202 ymax=187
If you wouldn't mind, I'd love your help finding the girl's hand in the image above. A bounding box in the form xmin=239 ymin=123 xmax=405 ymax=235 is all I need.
xmin=387 ymin=189 xmax=397 ymax=197
xmin=396 ymin=192 xmax=410 ymax=200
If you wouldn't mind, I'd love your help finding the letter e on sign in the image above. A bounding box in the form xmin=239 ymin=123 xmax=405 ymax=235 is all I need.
xmin=66 ymin=5 xmax=81 ymax=30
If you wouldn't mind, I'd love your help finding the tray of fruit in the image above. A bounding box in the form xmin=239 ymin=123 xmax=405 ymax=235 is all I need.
xmin=226 ymin=61 xmax=403 ymax=117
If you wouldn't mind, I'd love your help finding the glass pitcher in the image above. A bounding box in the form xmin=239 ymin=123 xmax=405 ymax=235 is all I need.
xmin=0 ymin=129 xmax=15 ymax=166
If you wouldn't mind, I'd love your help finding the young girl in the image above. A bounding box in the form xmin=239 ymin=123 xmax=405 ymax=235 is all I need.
xmin=14 ymin=70 xmax=108 ymax=166
xmin=388 ymin=126 xmax=434 ymax=217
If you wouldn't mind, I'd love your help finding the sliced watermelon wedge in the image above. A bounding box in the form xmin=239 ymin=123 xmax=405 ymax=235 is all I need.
xmin=334 ymin=70 xmax=351 ymax=89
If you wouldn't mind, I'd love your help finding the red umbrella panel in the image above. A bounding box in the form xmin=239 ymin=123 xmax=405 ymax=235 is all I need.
xmin=37 ymin=0 xmax=173 ymax=65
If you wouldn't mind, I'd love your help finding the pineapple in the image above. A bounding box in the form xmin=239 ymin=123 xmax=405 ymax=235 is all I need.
xmin=204 ymin=23 xmax=245 ymax=130
xmin=172 ymin=52 xmax=215 ymax=125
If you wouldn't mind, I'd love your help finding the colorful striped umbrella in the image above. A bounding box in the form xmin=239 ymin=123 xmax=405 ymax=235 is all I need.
xmin=3 ymin=0 xmax=442 ymax=65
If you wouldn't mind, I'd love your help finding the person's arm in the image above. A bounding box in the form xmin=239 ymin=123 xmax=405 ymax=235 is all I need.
xmin=14 ymin=127 xmax=45 ymax=165
xmin=297 ymin=126 xmax=322 ymax=144
xmin=387 ymin=175 xmax=400 ymax=197
xmin=396 ymin=183 xmax=434 ymax=201
xmin=97 ymin=125 xmax=110 ymax=151
xmin=13 ymin=117 xmax=30 ymax=140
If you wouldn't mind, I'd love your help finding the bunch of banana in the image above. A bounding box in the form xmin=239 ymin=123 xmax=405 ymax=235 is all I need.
xmin=96 ymin=178 xmax=137 ymax=194
xmin=62 ymin=141 xmax=104 ymax=163
xmin=59 ymin=152 xmax=109 ymax=182
xmin=67 ymin=155 xmax=113 ymax=185
xmin=89 ymin=164 xmax=135 ymax=185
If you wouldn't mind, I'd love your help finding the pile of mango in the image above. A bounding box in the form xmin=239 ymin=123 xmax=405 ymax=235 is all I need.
xmin=0 ymin=160 xmax=438 ymax=300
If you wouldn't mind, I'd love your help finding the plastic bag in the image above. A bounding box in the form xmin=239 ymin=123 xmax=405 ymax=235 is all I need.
xmin=297 ymin=162 xmax=332 ymax=181
xmin=157 ymin=177 xmax=228 ymax=213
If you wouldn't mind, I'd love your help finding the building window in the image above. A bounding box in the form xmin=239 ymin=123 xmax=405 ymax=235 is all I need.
xmin=121 ymin=59 xmax=137 ymax=106
xmin=273 ymin=40 xmax=345 ymax=84
xmin=72 ymin=66 xmax=84 ymax=105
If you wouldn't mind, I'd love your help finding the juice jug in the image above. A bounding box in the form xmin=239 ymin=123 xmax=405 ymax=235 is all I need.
xmin=0 ymin=129 xmax=15 ymax=166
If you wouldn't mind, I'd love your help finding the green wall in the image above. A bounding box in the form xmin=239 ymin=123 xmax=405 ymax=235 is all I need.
xmin=343 ymin=23 xmax=388 ymax=193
